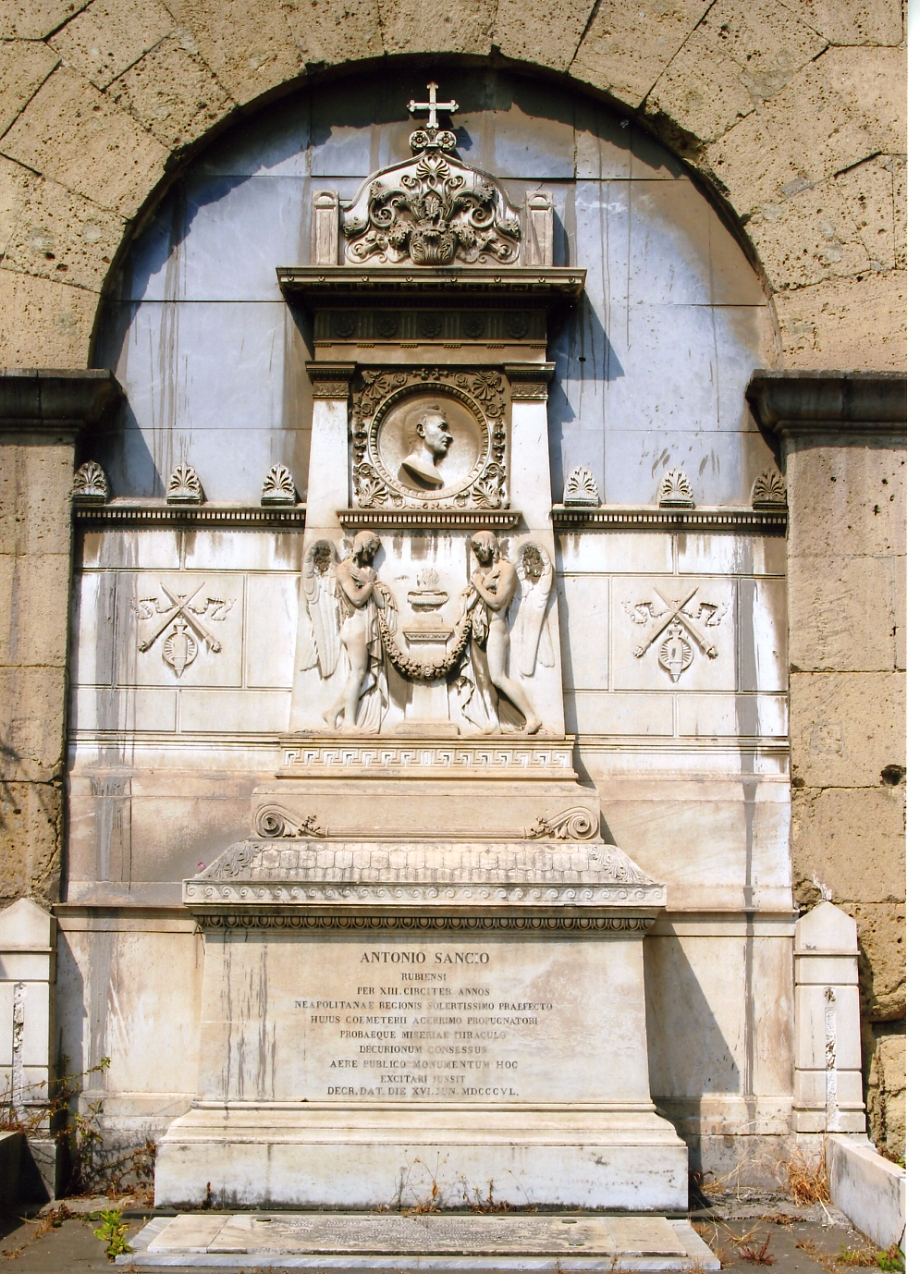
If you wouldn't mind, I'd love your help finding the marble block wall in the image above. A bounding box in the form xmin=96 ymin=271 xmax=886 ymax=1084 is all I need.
xmin=59 ymin=69 xmax=794 ymax=1179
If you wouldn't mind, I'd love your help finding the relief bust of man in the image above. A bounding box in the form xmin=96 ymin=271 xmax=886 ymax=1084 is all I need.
xmin=400 ymin=404 xmax=453 ymax=488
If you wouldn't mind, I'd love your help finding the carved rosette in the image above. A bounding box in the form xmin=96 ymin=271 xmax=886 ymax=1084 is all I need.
xmin=350 ymin=367 xmax=508 ymax=511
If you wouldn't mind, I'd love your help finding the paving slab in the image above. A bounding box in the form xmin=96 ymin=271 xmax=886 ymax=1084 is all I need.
xmin=121 ymin=1211 xmax=720 ymax=1270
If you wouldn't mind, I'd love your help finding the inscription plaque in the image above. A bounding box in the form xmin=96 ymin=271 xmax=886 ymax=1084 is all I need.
xmin=196 ymin=934 xmax=652 ymax=1106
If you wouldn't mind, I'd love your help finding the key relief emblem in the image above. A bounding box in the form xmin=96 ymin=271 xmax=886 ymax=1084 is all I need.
xmin=132 ymin=583 xmax=235 ymax=677
xmin=623 ymin=587 xmax=726 ymax=683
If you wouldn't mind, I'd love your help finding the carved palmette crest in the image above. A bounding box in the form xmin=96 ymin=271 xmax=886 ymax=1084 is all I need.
xmin=657 ymin=468 xmax=694 ymax=507
xmin=261 ymin=464 xmax=297 ymax=505
xmin=350 ymin=367 xmax=508 ymax=511
xmin=342 ymin=129 xmax=521 ymax=267
xmin=166 ymin=461 xmax=203 ymax=504
xmin=72 ymin=460 xmax=109 ymax=503
xmin=751 ymin=470 xmax=787 ymax=508
xmin=563 ymin=466 xmax=600 ymax=507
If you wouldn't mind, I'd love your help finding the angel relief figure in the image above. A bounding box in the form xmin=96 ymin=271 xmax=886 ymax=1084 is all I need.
xmin=461 ymin=531 xmax=548 ymax=735
xmin=300 ymin=532 xmax=397 ymax=733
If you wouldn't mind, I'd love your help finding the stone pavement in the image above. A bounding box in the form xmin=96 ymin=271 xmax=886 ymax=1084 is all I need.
xmin=0 ymin=1201 xmax=894 ymax=1273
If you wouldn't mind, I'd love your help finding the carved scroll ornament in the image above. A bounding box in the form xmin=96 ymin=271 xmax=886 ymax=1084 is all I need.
xmin=342 ymin=127 xmax=521 ymax=267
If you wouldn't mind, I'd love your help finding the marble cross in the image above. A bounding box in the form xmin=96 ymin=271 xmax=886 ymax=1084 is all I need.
xmin=408 ymin=81 xmax=458 ymax=128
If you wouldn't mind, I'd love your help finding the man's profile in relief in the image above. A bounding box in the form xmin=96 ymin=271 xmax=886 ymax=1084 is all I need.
xmin=400 ymin=404 xmax=453 ymax=488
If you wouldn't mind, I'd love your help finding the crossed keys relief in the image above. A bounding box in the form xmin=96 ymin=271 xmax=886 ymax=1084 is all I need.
xmin=623 ymin=587 xmax=727 ymax=683
xmin=131 ymin=583 xmax=235 ymax=678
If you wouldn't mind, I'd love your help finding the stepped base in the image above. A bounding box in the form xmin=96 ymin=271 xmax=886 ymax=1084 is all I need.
xmin=124 ymin=1212 xmax=717 ymax=1270
xmin=154 ymin=1103 xmax=688 ymax=1211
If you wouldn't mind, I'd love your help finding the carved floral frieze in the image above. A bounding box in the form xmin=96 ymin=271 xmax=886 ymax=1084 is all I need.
xmin=351 ymin=368 xmax=508 ymax=511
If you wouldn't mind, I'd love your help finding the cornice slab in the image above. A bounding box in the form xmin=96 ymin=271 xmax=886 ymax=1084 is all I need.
xmin=277 ymin=266 xmax=586 ymax=303
xmin=73 ymin=503 xmax=305 ymax=529
xmin=746 ymin=370 xmax=907 ymax=439
xmin=338 ymin=509 xmax=521 ymax=532
xmin=552 ymin=506 xmax=786 ymax=533
xmin=0 ymin=369 xmax=122 ymax=434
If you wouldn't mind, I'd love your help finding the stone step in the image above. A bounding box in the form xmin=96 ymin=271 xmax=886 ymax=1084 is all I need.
xmin=121 ymin=1212 xmax=719 ymax=1270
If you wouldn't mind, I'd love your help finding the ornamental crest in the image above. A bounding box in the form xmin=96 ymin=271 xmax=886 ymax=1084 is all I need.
xmin=342 ymin=84 xmax=521 ymax=267
xmin=350 ymin=367 xmax=508 ymax=511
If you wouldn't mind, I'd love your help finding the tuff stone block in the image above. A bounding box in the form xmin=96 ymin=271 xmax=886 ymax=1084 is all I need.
xmin=746 ymin=179 xmax=871 ymax=292
xmin=280 ymin=0 xmax=384 ymax=65
xmin=776 ymin=0 xmax=903 ymax=47
xmin=709 ymin=47 xmax=906 ymax=216
xmin=0 ymin=1 xmax=90 ymax=41
xmin=378 ymin=0 xmax=494 ymax=55
xmin=0 ymin=40 xmax=60 ymax=137
xmin=48 ymin=0 xmax=174 ymax=91
xmin=792 ymin=785 xmax=904 ymax=905
xmin=787 ymin=554 xmax=895 ymax=673
xmin=0 ymin=157 xmax=38 ymax=260
xmin=785 ymin=434 xmax=906 ymax=560
xmin=0 ymin=666 xmax=69 ymax=782
xmin=0 ymin=269 xmax=97 ymax=367
xmin=570 ymin=0 xmax=712 ymax=109
xmin=0 ymin=552 xmax=72 ymax=669
xmin=0 ymin=65 xmax=168 ymax=218
xmin=162 ymin=0 xmax=302 ymax=107
xmin=646 ymin=0 xmax=826 ymax=146
xmin=1 ymin=175 xmax=125 ymax=291
xmin=108 ymin=36 xmax=232 ymax=150
xmin=0 ymin=780 xmax=62 ymax=905
xmin=493 ymin=0 xmax=597 ymax=71
xmin=773 ymin=272 xmax=906 ymax=370
xmin=789 ymin=671 xmax=904 ymax=789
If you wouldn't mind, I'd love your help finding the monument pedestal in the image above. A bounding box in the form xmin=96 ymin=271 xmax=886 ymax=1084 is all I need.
xmin=156 ymin=737 xmax=686 ymax=1210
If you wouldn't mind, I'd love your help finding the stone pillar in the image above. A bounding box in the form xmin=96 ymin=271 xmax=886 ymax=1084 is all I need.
xmin=0 ymin=371 xmax=122 ymax=909
xmin=793 ymin=901 xmax=865 ymax=1134
xmin=746 ymin=371 xmax=906 ymax=1157
xmin=0 ymin=897 xmax=60 ymax=1197
xmin=304 ymin=363 xmax=354 ymax=528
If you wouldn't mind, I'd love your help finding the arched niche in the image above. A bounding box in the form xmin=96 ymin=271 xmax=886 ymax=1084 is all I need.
xmin=91 ymin=66 xmax=778 ymax=507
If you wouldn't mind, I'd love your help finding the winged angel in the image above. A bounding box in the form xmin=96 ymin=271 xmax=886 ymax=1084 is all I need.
xmin=300 ymin=532 xmax=397 ymax=733
xmin=463 ymin=533 xmax=555 ymax=735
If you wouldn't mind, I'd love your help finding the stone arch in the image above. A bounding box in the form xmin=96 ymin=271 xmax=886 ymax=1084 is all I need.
xmin=0 ymin=3 xmax=904 ymax=370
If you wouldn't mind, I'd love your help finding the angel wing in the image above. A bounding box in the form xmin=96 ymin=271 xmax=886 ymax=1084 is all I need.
xmin=301 ymin=539 xmax=341 ymax=678
xmin=512 ymin=542 xmax=555 ymax=676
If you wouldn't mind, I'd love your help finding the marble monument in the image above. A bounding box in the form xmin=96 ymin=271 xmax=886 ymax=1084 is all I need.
xmin=154 ymin=92 xmax=686 ymax=1209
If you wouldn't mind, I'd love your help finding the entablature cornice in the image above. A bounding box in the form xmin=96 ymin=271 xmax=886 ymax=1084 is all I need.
xmin=746 ymin=370 xmax=907 ymax=440
xmin=277 ymin=266 xmax=585 ymax=304
xmin=0 ymin=369 xmax=122 ymax=435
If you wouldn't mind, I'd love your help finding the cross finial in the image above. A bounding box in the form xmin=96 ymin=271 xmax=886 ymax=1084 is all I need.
xmin=408 ymin=81 xmax=458 ymax=129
